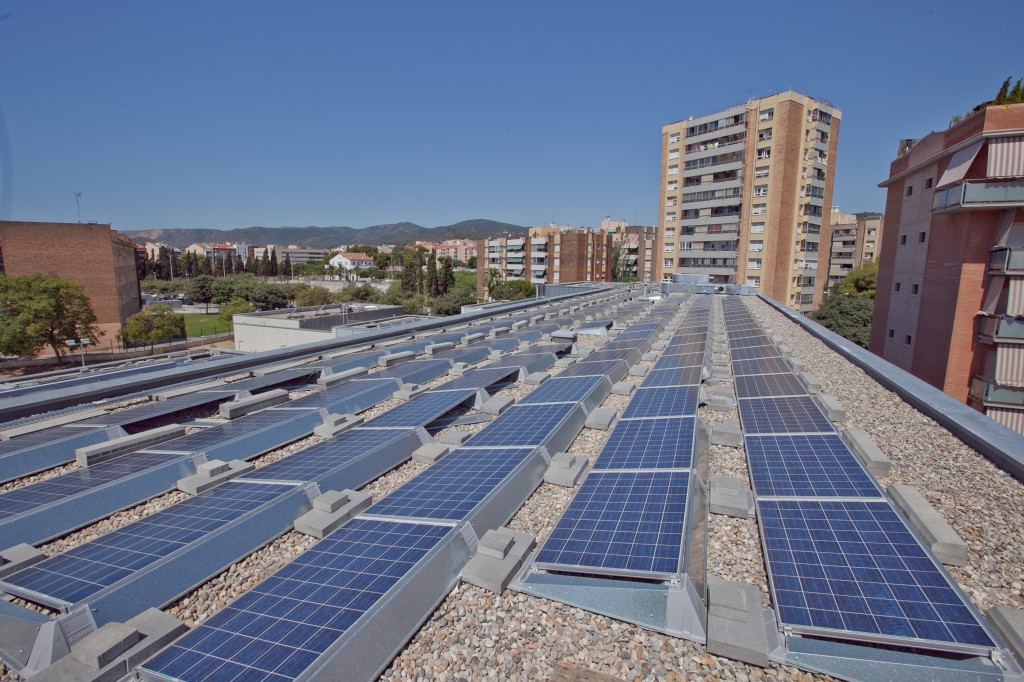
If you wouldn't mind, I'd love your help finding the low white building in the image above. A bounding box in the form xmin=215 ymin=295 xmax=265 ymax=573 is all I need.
xmin=327 ymin=252 xmax=375 ymax=280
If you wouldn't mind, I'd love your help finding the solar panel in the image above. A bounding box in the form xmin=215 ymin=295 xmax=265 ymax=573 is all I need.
xmin=518 ymin=376 xmax=604 ymax=405
xmin=584 ymin=349 xmax=637 ymax=362
xmin=730 ymin=344 xmax=783 ymax=362
xmin=738 ymin=396 xmax=834 ymax=435
xmin=759 ymin=499 xmax=995 ymax=651
xmin=0 ymin=425 xmax=105 ymax=456
xmin=487 ymin=352 xmax=554 ymax=368
xmin=0 ymin=451 xmax=185 ymax=521
xmin=734 ymin=373 xmax=807 ymax=399
xmin=593 ymin=417 xmax=695 ymax=470
xmin=243 ymin=429 xmax=413 ymax=483
xmin=466 ymin=404 xmax=576 ymax=448
xmin=363 ymin=447 xmax=535 ymax=521
xmin=621 ymin=386 xmax=699 ymax=420
xmin=728 ymin=335 xmax=774 ymax=349
xmin=661 ymin=342 xmax=705 ymax=356
xmin=534 ymin=471 xmax=690 ymax=578
xmin=360 ymin=390 xmax=476 ymax=429
xmin=140 ymin=519 xmax=454 ymax=682
xmin=557 ymin=360 xmax=625 ymax=378
xmin=430 ymin=367 xmax=519 ymax=392
xmin=0 ymin=482 xmax=295 ymax=607
xmin=732 ymin=356 xmax=793 ymax=376
xmin=746 ymin=435 xmax=883 ymax=499
xmin=640 ymin=366 xmax=704 ymax=388
xmin=652 ymin=352 xmax=705 ymax=370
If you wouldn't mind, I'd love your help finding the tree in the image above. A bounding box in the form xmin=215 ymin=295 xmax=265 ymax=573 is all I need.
xmin=269 ymin=249 xmax=279 ymax=278
xmin=491 ymin=280 xmax=535 ymax=301
xmin=211 ymin=277 xmax=236 ymax=304
xmin=810 ymin=261 xmax=879 ymax=348
xmin=995 ymin=77 xmax=1012 ymax=105
xmin=120 ymin=304 xmax=185 ymax=350
xmin=218 ymin=298 xmax=254 ymax=325
xmin=260 ymin=248 xmax=270 ymax=277
xmin=282 ymin=253 xmax=292 ymax=280
xmin=440 ymin=256 xmax=455 ymax=295
xmin=426 ymin=250 xmax=439 ymax=297
xmin=467 ymin=255 xmax=477 ymax=269
xmin=610 ymin=243 xmax=625 ymax=282
xmin=431 ymin=287 xmax=476 ymax=315
xmin=248 ymin=282 xmax=288 ymax=311
xmin=0 ymin=274 xmax=103 ymax=361
xmin=834 ymin=260 xmax=878 ymax=298
xmin=484 ymin=268 xmax=501 ymax=299
xmin=185 ymin=275 xmax=215 ymax=312
xmin=293 ymin=286 xmax=334 ymax=307
xmin=1011 ymin=79 xmax=1024 ymax=105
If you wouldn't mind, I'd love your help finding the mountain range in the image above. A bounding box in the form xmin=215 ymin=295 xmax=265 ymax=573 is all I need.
xmin=126 ymin=219 xmax=528 ymax=248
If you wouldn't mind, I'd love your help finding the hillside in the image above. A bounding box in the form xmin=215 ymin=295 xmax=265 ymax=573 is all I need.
xmin=126 ymin=219 xmax=527 ymax=248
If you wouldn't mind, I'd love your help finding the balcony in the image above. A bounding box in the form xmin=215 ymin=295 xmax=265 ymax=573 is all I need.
xmin=989 ymin=248 xmax=1024 ymax=273
xmin=934 ymin=179 xmax=1024 ymax=212
xmin=978 ymin=315 xmax=1024 ymax=342
xmin=970 ymin=375 xmax=1024 ymax=407
xmin=530 ymin=250 xmax=548 ymax=259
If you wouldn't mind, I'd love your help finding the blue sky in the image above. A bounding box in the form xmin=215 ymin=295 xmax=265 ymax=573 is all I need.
xmin=0 ymin=1 xmax=1021 ymax=232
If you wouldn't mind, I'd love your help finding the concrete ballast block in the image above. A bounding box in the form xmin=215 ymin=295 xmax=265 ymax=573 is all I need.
xmin=814 ymin=392 xmax=847 ymax=421
xmin=705 ymin=578 xmax=776 ymax=667
xmin=888 ymin=485 xmax=968 ymax=566
xmin=842 ymin=427 xmax=891 ymax=476
xmin=411 ymin=442 xmax=452 ymax=465
xmin=462 ymin=528 xmax=536 ymax=594
xmin=711 ymin=420 xmax=743 ymax=448
xmin=482 ymin=395 xmax=515 ymax=416
xmin=987 ymin=606 xmax=1024 ymax=667
xmin=393 ymin=383 xmax=429 ymax=400
xmin=294 ymin=489 xmax=371 ymax=539
xmin=76 ymin=423 xmax=185 ymax=467
xmin=585 ymin=407 xmax=616 ymax=430
xmin=523 ymin=371 xmax=549 ymax=385
xmin=544 ymin=452 xmax=588 ymax=487
xmin=378 ymin=351 xmax=415 ymax=367
xmin=317 ymin=366 xmax=369 ymax=387
xmin=219 ymin=389 xmax=290 ymax=419
xmin=610 ymin=381 xmax=635 ymax=396
xmin=709 ymin=476 xmax=754 ymax=518
xmin=313 ymin=413 xmax=363 ymax=438
xmin=71 ymin=622 xmax=140 ymax=670
xmin=438 ymin=430 xmax=471 ymax=446
xmin=628 ymin=365 xmax=648 ymax=377
xmin=425 ymin=342 xmax=454 ymax=355
xmin=797 ymin=371 xmax=821 ymax=393
xmin=707 ymin=394 xmax=736 ymax=412
xmin=0 ymin=543 xmax=46 ymax=579
xmin=177 ymin=459 xmax=254 ymax=495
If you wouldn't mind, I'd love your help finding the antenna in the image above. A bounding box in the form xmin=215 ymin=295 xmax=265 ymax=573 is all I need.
xmin=74 ymin=192 xmax=82 ymax=223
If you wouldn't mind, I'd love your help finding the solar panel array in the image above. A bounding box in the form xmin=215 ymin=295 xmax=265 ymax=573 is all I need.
xmin=532 ymin=298 xmax=709 ymax=581
xmin=720 ymin=298 xmax=997 ymax=654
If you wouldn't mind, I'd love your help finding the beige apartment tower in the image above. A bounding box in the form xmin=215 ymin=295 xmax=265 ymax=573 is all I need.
xmin=656 ymin=91 xmax=841 ymax=312
xmin=826 ymin=208 xmax=884 ymax=288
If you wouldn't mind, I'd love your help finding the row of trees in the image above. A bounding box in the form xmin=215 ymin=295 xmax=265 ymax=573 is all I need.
xmin=810 ymin=261 xmax=878 ymax=348
xmin=0 ymin=274 xmax=102 ymax=361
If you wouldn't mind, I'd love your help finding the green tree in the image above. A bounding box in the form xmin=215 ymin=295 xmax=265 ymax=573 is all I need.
xmin=484 ymin=268 xmax=501 ymax=299
xmin=185 ymin=275 xmax=215 ymax=312
xmin=426 ymin=249 xmax=439 ymax=297
xmin=120 ymin=304 xmax=185 ymax=350
xmin=0 ymin=273 xmax=102 ymax=361
xmin=834 ymin=260 xmax=878 ymax=298
xmin=293 ymin=286 xmax=334 ymax=307
xmin=467 ymin=255 xmax=477 ymax=269
xmin=440 ymin=256 xmax=455 ymax=295
xmin=1011 ymin=79 xmax=1024 ymax=104
xmin=269 ymin=249 xmax=279 ymax=278
xmin=260 ymin=248 xmax=270 ymax=277
xmin=431 ymin=287 xmax=476 ymax=315
xmin=811 ymin=288 xmax=874 ymax=348
xmin=610 ymin=243 xmax=625 ymax=282
xmin=218 ymin=297 xmax=254 ymax=325
xmin=994 ymin=77 xmax=1012 ymax=105
xmin=491 ymin=280 xmax=535 ymax=301
xmin=249 ymin=282 xmax=288 ymax=311
xmin=211 ymin=277 xmax=236 ymax=304
xmin=282 ymin=253 xmax=292 ymax=280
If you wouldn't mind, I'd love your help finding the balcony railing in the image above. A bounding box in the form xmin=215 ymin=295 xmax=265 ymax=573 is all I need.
xmin=978 ymin=315 xmax=1024 ymax=342
xmin=989 ymin=248 xmax=1024 ymax=273
xmin=970 ymin=375 xmax=1024 ymax=407
xmin=934 ymin=179 xmax=1024 ymax=212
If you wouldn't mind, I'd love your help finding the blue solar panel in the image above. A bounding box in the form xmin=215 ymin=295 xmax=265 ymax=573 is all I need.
xmin=652 ymin=352 xmax=704 ymax=370
xmin=728 ymin=335 xmax=773 ymax=349
xmin=584 ymin=349 xmax=636 ymax=363
xmin=760 ymin=499 xmax=995 ymax=650
xmin=534 ymin=471 xmax=689 ymax=577
xmin=243 ymin=429 xmax=413 ymax=483
xmin=140 ymin=519 xmax=453 ymax=682
xmin=0 ymin=451 xmax=186 ymax=521
xmin=746 ymin=435 xmax=883 ymax=499
xmin=732 ymin=356 xmax=793 ymax=376
xmin=593 ymin=417 xmax=695 ymax=470
xmin=661 ymin=342 xmax=705 ymax=356
xmin=467 ymin=404 xmax=577 ymax=448
xmin=738 ymin=396 xmax=834 ymax=435
xmin=0 ymin=425 xmax=105 ymax=456
xmin=361 ymin=390 xmax=477 ymax=429
xmin=430 ymin=367 xmax=519 ymax=393
xmin=0 ymin=482 xmax=295 ymax=606
xmin=734 ymin=373 xmax=807 ymax=399
xmin=621 ymin=386 xmax=699 ymax=420
xmin=557 ymin=360 xmax=625 ymax=378
xmin=640 ymin=366 xmax=704 ymax=388
xmin=518 ymin=376 xmax=604 ymax=405
xmin=730 ymin=344 xmax=782 ymax=362
xmin=364 ymin=447 xmax=535 ymax=521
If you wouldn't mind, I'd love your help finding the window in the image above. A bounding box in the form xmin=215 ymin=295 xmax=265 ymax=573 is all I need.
xmin=758 ymin=128 xmax=773 ymax=141
xmin=757 ymin=147 xmax=772 ymax=160
xmin=865 ymin=241 xmax=874 ymax=248
xmin=887 ymin=329 xmax=895 ymax=339
xmin=747 ymin=276 xmax=761 ymax=288
xmin=900 ymin=234 xmax=907 ymax=245
xmin=669 ymin=149 xmax=680 ymax=160
xmin=906 ymin=185 xmax=913 ymax=197
xmin=668 ymin=164 xmax=679 ymax=176
xmin=754 ymin=184 xmax=768 ymax=197
xmin=751 ymin=222 xmax=765 ymax=234
xmin=925 ymin=178 xmax=933 ymax=189
xmin=904 ymin=334 xmax=913 ymax=346
xmin=667 ymin=181 xmax=678 ymax=192
xmin=665 ymin=212 xmax=676 ymax=222
xmin=663 ymin=258 xmax=674 ymax=268
xmin=669 ymin=132 xmax=681 ymax=144
xmin=748 ymin=258 xmax=762 ymax=270
xmin=755 ymin=166 xmax=770 ymax=178
xmin=894 ymin=282 xmax=901 ymax=293
xmin=664 ymin=244 xmax=675 ymax=253
xmin=752 ymin=204 xmax=766 ymax=215
xmin=759 ymin=109 xmax=774 ymax=122
xmin=912 ymin=283 xmax=919 ymax=295
xmin=919 ymin=231 xmax=926 ymax=243
xmin=749 ymin=240 xmax=764 ymax=252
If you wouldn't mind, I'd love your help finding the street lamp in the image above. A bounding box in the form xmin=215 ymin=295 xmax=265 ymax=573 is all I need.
xmin=66 ymin=338 xmax=92 ymax=369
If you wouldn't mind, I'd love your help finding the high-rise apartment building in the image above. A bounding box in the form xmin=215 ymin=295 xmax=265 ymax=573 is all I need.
xmin=608 ymin=224 xmax=657 ymax=282
xmin=826 ymin=208 xmax=884 ymax=288
xmin=656 ymin=91 xmax=841 ymax=312
xmin=871 ymin=102 xmax=1024 ymax=432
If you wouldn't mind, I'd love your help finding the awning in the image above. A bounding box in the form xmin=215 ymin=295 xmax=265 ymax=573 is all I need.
xmin=987 ymin=136 xmax=1024 ymax=178
xmin=995 ymin=345 xmax=1024 ymax=387
xmin=981 ymin=275 xmax=1005 ymax=314
xmin=994 ymin=210 xmax=1017 ymax=248
xmin=986 ymin=406 xmax=1024 ymax=433
xmin=937 ymin=140 xmax=984 ymax=188
xmin=1009 ymin=279 xmax=1024 ymax=317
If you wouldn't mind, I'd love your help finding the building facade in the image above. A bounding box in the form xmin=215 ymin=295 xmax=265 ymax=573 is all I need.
xmin=826 ymin=208 xmax=884 ymax=288
xmin=414 ymin=240 xmax=478 ymax=263
xmin=0 ymin=221 xmax=142 ymax=342
xmin=656 ymin=91 xmax=841 ymax=312
xmin=608 ymin=224 xmax=657 ymax=282
xmin=871 ymin=102 xmax=1024 ymax=432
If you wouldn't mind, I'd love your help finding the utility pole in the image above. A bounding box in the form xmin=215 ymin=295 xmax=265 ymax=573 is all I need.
xmin=74 ymin=192 xmax=82 ymax=223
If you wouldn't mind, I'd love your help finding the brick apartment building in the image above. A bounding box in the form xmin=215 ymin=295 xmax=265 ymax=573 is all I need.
xmin=826 ymin=208 xmax=884 ymax=288
xmin=0 ymin=221 xmax=142 ymax=343
xmin=656 ymin=90 xmax=841 ymax=313
xmin=872 ymin=102 xmax=1024 ymax=432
